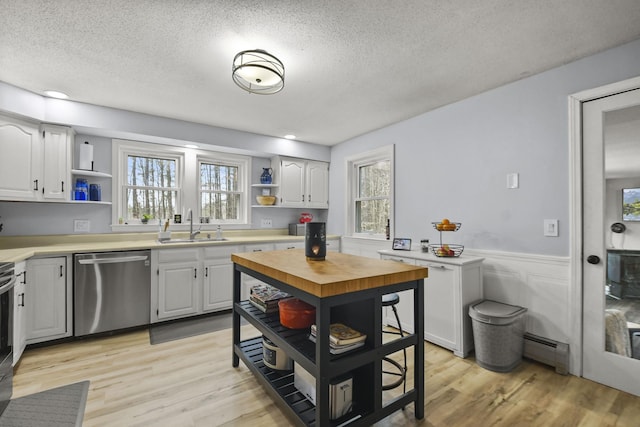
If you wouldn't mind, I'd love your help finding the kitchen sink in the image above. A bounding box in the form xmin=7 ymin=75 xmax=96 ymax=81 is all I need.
xmin=158 ymin=237 xmax=228 ymax=244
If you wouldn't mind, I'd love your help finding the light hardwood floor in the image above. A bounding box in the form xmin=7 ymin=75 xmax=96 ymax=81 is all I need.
xmin=12 ymin=324 xmax=640 ymax=426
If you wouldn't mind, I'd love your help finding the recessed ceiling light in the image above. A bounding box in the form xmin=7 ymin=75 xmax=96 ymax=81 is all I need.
xmin=185 ymin=144 xmax=199 ymax=149
xmin=284 ymin=134 xmax=296 ymax=140
xmin=43 ymin=90 xmax=69 ymax=99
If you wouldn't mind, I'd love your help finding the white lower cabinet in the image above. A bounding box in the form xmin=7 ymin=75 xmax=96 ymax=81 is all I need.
xmin=13 ymin=261 xmax=27 ymax=365
xmin=25 ymin=256 xmax=71 ymax=344
xmin=202 ymin=246 xmax=235 ymax=312
xmin=379 ymin=250 xmax=483 ymax=358
xmin=155 ymin=249 xmax=200 ymax=321
xmin=152 ymin=245 xmax=240 ymax=322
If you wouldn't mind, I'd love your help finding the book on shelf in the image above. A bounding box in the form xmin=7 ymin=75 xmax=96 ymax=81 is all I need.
xmin=310 ymin=323 xmax=367 ymax=346
xmin=308 ymin=334 xmax=365 ymax=355
xmin=250 ymin=284 xmax=290 ymax=305
xmin=249 ymin=296 xmax=279 ymax=313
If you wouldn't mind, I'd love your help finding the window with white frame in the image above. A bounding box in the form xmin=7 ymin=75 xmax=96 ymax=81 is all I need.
xmin=198 ymin=154 xmax=248 ymax=223
xmin=115 ymin=142 xmax=184 ymax=223
xmin=347 ymin=145 xmax=394 ymax=238
xmin=113 ymin=139 xmax=250 ymax=227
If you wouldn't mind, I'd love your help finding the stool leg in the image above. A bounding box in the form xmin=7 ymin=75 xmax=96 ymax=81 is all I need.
xmin=392 ymin=304 xmax=408 ymax=395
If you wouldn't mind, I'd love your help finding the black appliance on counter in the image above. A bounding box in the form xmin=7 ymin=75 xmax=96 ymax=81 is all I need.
xmin=0 ymin=262 xmax=14 ymax=416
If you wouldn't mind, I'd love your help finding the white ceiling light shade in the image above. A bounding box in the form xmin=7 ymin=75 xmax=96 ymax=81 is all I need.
xmin=284 ymin=134 xmax=296 ymax=140
xmin=43 ymin=90 xmax=69 ymax=99
xmin=232 ymin=50 xmax=284 ymax=95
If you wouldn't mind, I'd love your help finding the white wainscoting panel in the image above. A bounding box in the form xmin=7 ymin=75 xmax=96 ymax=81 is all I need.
xmin=341 ymin=239 xmax=575 ymax=372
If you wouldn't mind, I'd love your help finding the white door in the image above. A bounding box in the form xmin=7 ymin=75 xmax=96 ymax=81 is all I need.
xmin=583 ymin=87 xmax=640 ymax=396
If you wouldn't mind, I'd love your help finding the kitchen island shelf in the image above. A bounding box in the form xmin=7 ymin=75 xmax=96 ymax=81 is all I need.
xmin=236 ymin=336 xmax=369 ymax=427
xmin=232 ymin=249 xmax=427 ymax=427
xmin=235 ymin=300 xmax=377 ymax=374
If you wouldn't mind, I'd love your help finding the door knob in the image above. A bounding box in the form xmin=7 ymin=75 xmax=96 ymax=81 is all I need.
xmin=587 ymin=255 xmax=600 ymax=265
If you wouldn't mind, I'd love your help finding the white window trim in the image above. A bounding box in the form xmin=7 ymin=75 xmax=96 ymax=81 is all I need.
xmin=112 ymin=139 xmax=185 ymax=228
xmin=345 ymin=144 xmax=394 ymax=239
xmin=197 ymin=152 xmax=250 ymax=225
xmin=111 ymin=139 xmax=252 ymax=231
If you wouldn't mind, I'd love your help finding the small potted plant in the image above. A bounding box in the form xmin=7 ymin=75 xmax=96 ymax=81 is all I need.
xmin=141 ymin=213 xmax=152 ymax=224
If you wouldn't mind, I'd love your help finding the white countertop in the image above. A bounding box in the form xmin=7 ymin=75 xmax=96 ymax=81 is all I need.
xmin=0 ymin=230 xmax=340 ymax=263
xmin=378 ymin=249 xmax=484 ymax=266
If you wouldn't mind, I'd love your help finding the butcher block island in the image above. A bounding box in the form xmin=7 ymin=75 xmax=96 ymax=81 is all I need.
xmin=231 ymin=249 xmax=428 ymax=427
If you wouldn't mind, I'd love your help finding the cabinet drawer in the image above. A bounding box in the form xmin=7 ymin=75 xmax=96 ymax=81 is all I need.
xmin=157 ymin=248 xmax=199 ymax=263
xmin=242 ymin=243 xmax=275 ymax=253
xmin=202 ymin=245 xmax=239 ymax=259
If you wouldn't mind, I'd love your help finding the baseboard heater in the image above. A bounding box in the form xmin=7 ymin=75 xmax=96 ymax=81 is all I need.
xmin=523 ymin=333 xmax=569 ymax=375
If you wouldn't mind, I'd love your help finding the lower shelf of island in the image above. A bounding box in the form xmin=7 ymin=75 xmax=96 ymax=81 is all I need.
xmin=234 ymin=300 xmax=419 ymax=426
xmin=235 ymin=336 xmax=369 ymax=427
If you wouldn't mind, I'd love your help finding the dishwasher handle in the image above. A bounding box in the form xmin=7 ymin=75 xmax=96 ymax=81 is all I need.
xmin=77 ymin=255 xmax=149 ymax=265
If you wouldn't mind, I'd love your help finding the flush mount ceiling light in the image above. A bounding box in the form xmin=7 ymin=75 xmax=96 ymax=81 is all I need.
xmin=232 ymin=50 xmax=284 ymax=95
xmin=43 ymin=90 xmax=69 ymax=99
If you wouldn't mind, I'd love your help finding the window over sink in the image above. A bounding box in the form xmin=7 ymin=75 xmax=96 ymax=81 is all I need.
xmin=113 ymin=139 xmax=250 ymax=227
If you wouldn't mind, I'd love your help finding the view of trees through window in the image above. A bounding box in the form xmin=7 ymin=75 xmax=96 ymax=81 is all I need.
xmin=200 ymin=162 xmax=241 ymax=220
xmin=126 ymin=155 xmax=177 ymax=221
xmin=356 ymin=160 xmax=390 ymax=234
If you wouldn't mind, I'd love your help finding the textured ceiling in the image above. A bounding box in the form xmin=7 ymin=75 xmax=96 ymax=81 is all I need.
xmin=1 ymin=1 xmax=640 ymax=145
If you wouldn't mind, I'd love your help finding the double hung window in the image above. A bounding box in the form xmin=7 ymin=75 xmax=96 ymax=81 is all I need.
xmin=347 ymin=145 xmax=394 ymax=238
xmin=198 ymin=155 xmax=248 ymax=223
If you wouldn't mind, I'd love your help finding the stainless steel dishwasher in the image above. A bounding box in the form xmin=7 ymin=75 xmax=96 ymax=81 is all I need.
xmin=74 ymin=250 xmax=151 ymax=336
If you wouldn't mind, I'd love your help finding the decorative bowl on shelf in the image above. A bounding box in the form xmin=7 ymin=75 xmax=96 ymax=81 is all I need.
xmin=429 ymin=244 xmax=464 ymax=257
xmin=256 ymin=195 xmax=276 ymax=205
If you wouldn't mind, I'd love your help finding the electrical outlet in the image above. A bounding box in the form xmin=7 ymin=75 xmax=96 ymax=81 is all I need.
xmin=74 ymin=219 xmax=90 ymax=233
xmin=261 ymin=218 xmax=273 ymax=228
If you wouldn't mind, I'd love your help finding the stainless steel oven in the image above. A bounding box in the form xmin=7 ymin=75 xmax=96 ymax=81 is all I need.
xmin=0 ymin=262 xmax=14 ymax=416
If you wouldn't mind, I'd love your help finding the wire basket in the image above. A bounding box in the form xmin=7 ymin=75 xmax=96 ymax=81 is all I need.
xmin=432 ymin=222 xmax=461 ymax=232
xmin=428 ymin=244 xmax=464 ymax=257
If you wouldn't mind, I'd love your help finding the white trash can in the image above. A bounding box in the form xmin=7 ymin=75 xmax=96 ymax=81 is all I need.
xmin=469 ymin=300 xmax=527 ymax=372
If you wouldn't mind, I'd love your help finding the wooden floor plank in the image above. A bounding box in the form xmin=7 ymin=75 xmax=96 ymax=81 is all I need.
xmin=12 ymin=324 xmax=640 ymax=426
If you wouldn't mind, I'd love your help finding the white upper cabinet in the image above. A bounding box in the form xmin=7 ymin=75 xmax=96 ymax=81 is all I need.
xmin=305 ymin=160 xmax=329 ymax=209
xmin=0 ymin=116 xmax=72 ymax=202
xmin=0 ymin=116 xmax=42 ymax=201
xmin=41 ymin=124 xmax=71 ymax=200
xmin=273 ymin=156 xmax=329 ymax=208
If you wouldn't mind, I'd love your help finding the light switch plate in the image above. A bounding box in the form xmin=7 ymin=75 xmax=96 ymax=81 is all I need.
xmin=74 ymin=219 xmax=90 ymax=233
xmin=544 ymin=219 xmax=558 ymax=237
xmin=507 ymin=173 xmax=519 ymax=189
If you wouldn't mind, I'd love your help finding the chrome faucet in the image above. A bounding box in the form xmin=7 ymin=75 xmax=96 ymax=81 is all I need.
xmin=187 ymin=209 xmax=200 ymax=240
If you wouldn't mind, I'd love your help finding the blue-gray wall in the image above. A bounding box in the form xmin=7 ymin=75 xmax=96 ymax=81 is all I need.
xmin=328 ymin=38 xmax=640 ymax=256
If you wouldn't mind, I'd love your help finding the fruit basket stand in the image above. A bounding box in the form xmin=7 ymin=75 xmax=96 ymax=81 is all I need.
xmin=429 ymin=220 xmax=464 ymax=257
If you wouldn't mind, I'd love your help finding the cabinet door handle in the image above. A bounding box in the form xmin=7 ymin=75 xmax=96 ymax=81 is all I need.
xmin=426 ymin=264 xmax=452 ymax=270
xmin=194 ymin=268 xmax=197 ymax=279
xmin=205 ymin=267 xmax=208 ymax=277
xmin=308 ymin=194 xmax=311 ymax=202
xmin=59 ymin=265 xmax=64 ymax=277
xmin=61 ymin=181 xmax=64 ymax=192
xmin=253 ymin=249 xmax=262 ymax=252
xmin=19 ymin=293 xmax=25 ymax=307
xmin=33 ymin=179 xmax=38 ymax=191
xmin=18 ymin=271 xmax=26 ymax=284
